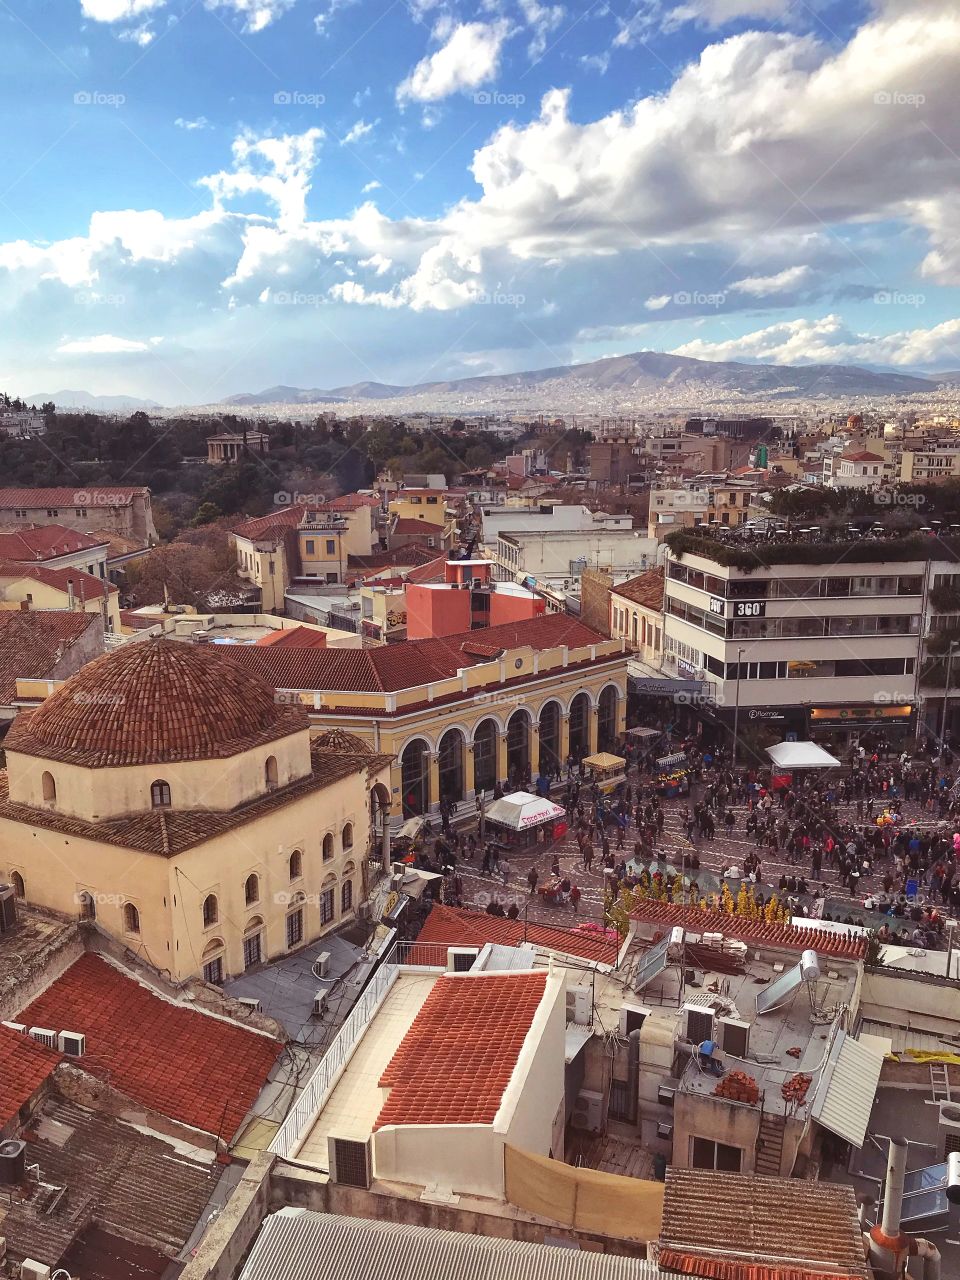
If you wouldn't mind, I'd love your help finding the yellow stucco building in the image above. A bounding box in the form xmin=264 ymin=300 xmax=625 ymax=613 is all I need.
xmin=220 ymin=613 xmax=629 ymax=818
xmin=0 ymin=639 xmax=392 ymax=982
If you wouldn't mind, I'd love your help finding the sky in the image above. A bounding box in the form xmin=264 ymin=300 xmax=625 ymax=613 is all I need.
xmin=1 ymin=0 xmax=959 ymax=403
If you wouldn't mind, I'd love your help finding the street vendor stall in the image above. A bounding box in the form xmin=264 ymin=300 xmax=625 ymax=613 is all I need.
xmin=655 ymin=750 xmax=690 ymax=797
xmin=483 ymin=791 xmax=567 ymax=849
xmin=582 ymin=752 xmax=626 ymax=791
xmin=765 ymin=740 xmax=841 ymax=792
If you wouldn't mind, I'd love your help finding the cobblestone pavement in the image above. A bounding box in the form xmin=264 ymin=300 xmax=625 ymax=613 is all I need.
xmin=435 ymin=783 xmax=946 ymax=934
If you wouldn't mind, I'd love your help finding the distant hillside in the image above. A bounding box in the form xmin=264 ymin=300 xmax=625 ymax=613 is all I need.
xmin=27 ymin=390 xmax=163 ymax=411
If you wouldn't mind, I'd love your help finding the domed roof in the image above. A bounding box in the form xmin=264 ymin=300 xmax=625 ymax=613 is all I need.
xmin=314 ymin=728 xmax=372 ymax=755
xmin=5 ymin=637 xmax=309 ymax=768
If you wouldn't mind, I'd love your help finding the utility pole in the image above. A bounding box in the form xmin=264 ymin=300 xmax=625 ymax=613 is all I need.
xmin=732 ymin=645 xmax=745 ymax=765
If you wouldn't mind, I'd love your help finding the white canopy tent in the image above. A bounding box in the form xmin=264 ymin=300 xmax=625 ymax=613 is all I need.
xmin=484 ymin=791 xmax=566 ymax=831
xmin=766 ymin=741 xmax=841 ymax=771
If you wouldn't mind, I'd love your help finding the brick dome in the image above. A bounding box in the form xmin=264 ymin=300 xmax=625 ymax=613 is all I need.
xmin=314 ymin=728 xmax=372 ymax=755
xmin=5 ymin=637 xmax=309 ymax=767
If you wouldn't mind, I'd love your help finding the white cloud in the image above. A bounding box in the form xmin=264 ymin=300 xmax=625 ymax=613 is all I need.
xmin=672 ymin=314 xmax=960 ymax=367
xmin=56 ymin=334 xmax=157 ymax=355
xmin=644 ymin=294 xmax=671 ymax=310
xmin=397 ymin=20 xmax=511 ymax=103
xmin=520 ymin=0 xmax=564 ymax=59
xmin=359 ymin=253 xmax=393 ymax=275
xmin=341 ymin=118 xmax=376 ymax=145
xmin=80 ymin=0 xmax=164 ymax=22
xmin=314 ymin=0 xmax=359 ymax=35
xmin=117 ymin=21 xmax=154 ymax=42
xmin=732 ymin=264 xmax=814 ymax=296
xmin=200 ymin=128 xmax=324 ymax=227
xmin=361 ymin=179 xmax=381 ymax=192
xmin=175 ymin=116 xmax=211 ymax=131
xmin=580 ymin=51 xmax=610 ymax=72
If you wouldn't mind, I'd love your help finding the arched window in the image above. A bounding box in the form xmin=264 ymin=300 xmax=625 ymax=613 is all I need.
xmin=202 ymin=893 xmax=218 ymax=927
xmin=150 ymin=779 xmax=171 ymax=809
xmin=202 ymin=938 xmax=225 ymax=986
xmin=569 ymin=692 xmax=590 ymax=758
xmin=244 ymin=873 xmax=260 ymax=906
xmin=400 ymin=738 xmax=430 ymax=817
xmin=506 ymin=709 xmax=531 ymax=783
xmin=289 ymin=849 xmax=303 ymax=881
xmin=341 ymin=822 xmax=354 ymax=851
xmin=437 ymin=729 xmax=465 ymax=804
xmin=123 ymin=902 xmax=141 ymax=934
xmin=538 ymin=701 xmax=561 ymax=775
xmin=598 ymin=685 xmax=619 ymax=752
xmin=243 ymin=917 xmax=263 ymax=970
xmin=473 ymin=718 xmax=498 ymax=793
xmin=265 ymin=755 xmax=279 ymax=790
xmin=41 ymin=771 xmax=56 ymax=804
xmin=11 ymin=871 xmax=24 ymax=899
xmin=341 ymin=879 xmax=353 ymax=913
xmin=78 ymin=890 xmax=96 ymax=921
xmin=322 ymin=833 xmax=334 ymax=861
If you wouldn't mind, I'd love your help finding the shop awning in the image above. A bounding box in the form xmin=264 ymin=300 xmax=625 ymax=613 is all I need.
xmin=766 ymin=741 xmax=841 ymax=770
xmin=583 ymin=752 xmax=626 ymax=770
xmin=397 ymin=815 xmax=426 ymax=840
xmin=484 ymin=792 xmax=566 ymax=831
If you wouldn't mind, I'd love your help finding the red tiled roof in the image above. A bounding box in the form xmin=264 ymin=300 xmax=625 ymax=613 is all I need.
xmin=221 ymin=613 xmax=607 ymax=694
xmin=327 ymin=492 xmax=380 ymax=511
xmin=18 ymin=955 xmax=281 ymax=1136
xmin=0 ymin=524 xmax=108 ymax=562
xmin=612 ymin=567 xmax=664 ymax=612
xmin=0 ymin=560 xmax=115 ymax=600
xmin=658 ymin=1252 xmax=862 ymax=1280
xmin=403 ymin=554 xmax=449 ymax=584
xmin=0 ymin=487 xmax=145 ymax=509
xmin=5 ymin=636 xmax=308 ymax=767
xmin=254 ymin=626 xmax=327 ymax=649
xmin=841 ymin=451 xmax=884 ymax=463
xmin=375 ymin=972 xmax=547 ymax=1129
xmin=414 ymin=904 xmax=620 ymax=965
xmin=0 ymin=1023 xmax=61 ymax=1126
xmin=119 ymin=609 xmax=159 ymax=630
xmin=232 ymin=504 xmax=308 ymax=542
xmin=392 ymin=517 xmax=444 ymax=535
xmin=0 ymin=609 xmax=100 ymax=703
xmin=630 ymin=901 xmax=867 ymax=959
xmin=347 ymin=544 xmax=437 ymax=573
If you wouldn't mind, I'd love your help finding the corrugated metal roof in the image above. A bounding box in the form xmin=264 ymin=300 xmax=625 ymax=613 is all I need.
xmin=477 ymin=942 xmax=538 ymax=971
xmin=238 ymin=1211 xmax=663 ymax=1280
xmin=810 ymin=1030 xmax=884 ymax=1148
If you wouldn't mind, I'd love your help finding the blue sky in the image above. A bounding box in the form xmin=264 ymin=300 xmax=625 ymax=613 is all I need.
xmin=1 ymin=0 xmax=959 ymax=403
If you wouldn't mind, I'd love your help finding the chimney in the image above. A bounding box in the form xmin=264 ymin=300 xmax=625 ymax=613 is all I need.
xmin=868 ymin=1136 xmax=911 ymax=1278
xmin=67 ymin=578 xmax=76 ymax=609
xmin=19 ymin=599 xmax=29 ymax=612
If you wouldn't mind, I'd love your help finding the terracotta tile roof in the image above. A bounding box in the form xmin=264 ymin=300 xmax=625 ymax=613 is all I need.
xmin=840 ymin=451 xmax=884 ymax=464
xmin=658 ymin=1253 xmax=862 ymax=1280
xmin=0 ymin=1023 xmax=61 ymax=1126
xmin=119 ymin=609 xmax=159 ymax=630
xmin=221 ymin=613 xmax=607 ymax=694
xmin=374 ymin=972 xmax=547 ymax=1129
xmin=630 ymin=901 xmax=867 ymax=959
xmin=17 ymin=955 xmax=280 ymax=1137
xmin=0 ymin=487 xmax=145 ymax=509
xmin=0 ymin=609 xmax=100 ymax=704
xmin=0 ymin=739 xmax=390 ymax=856
xmin=347 ymin=544 xmax=437 ymax=573
xmin=5 ymin=636 xmax=308 ymax=767
xmin=0 ymin=559 xmax=115 ymax=601
xmin=253 ymin=626 xmax=327 ymax=649
xmin=612 ymin=567 xmax=664 ymax=612
xmin=392 ymin=517 xmax=444 ymax=536
xmin=659 ymin=1169 xmax=868 ymax=1279
xmin=414 ymin=904 xmax=620 ymax=965
xmin=403 ymin=554 xmax=449 ymax=584
xmin=327 ymin=492 xmax=380 ymax=511
xmin=232 ymin=504 xmax=308 ymax=542
xmin=0 ymin=524 xmax=108 ymax=561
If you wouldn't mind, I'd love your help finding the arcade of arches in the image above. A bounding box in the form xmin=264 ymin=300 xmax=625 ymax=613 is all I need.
xmin=398 ymin=684 xmax=625 ymax=817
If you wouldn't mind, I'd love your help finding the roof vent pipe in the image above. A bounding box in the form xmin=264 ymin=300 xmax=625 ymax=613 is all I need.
xmin=881 ymin=1136 xmax=908 ymax=1238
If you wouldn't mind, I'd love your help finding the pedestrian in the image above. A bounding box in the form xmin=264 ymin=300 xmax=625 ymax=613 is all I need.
xmin=527 ymin=865 xmax=539 ymax=895
xmin=501 ymin=857 xmax=510 ymax=887
xmin=569 ymin=883 xmax=582 ymax=914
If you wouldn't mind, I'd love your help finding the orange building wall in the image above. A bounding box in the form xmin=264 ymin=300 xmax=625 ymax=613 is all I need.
xmin=405 ymin=585 xmax=471 ymax=639
xmin=489 ymin=593 xmax=545 ymax=626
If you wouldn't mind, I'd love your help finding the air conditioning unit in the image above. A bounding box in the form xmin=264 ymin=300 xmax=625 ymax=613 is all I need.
xmin=682 ymin=1006 xmax=715 ymax=1046
xmin=619 ymin=1003 xmax=649 ymax=1037
xmin=719 ymin=1017 xmax=750 ymax=1059
xmin=570 ymin=1089 xmax=604 ymax=1133
xmin=0 ymin=1141 xmax=25 ymax=1186
xmin=565 ymin=986 xmax=593 ymax=1026
xmin=313 ymin=952 xmax=331 ymax=980
xmin=446 ymin=946 xmax=479 ymax=972
xmin=237 ymin=998 xmax=262 ymax=1014
xmin=327 ymin=1135 xmax=372 ymax=1188
xmin=1 ymin=1021 xmax=26 ymax=1035
xmin=28 ymin=1027 xmax=56 ymax=1049
xmin=937 ymin=1103 xmax=960 ymax=1159
xmin=313 ymin=992 xmax=327 ymax=1018
xmin=657 ymin=1121 xmax=674 ymax=1140
xmin=356 ymin=902 xmax=372 ymax=921
xmin=21 ymin=1260 xmax=52 ymax=1280
xmin=390 ymin=873 xmax=405 ymax=892
xmin=57 ymin=1030 xmax=85 ymax=1057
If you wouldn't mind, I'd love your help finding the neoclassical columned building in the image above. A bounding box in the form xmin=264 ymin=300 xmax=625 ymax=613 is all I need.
xmin=221 ymin=614 xmax=629 ymax=818
xmin=0 ymin=639 xmax=392 ymax=981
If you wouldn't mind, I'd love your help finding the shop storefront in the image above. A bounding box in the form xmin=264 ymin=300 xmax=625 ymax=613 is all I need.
xmin=807 ymin=702 xmax=915 ymax=747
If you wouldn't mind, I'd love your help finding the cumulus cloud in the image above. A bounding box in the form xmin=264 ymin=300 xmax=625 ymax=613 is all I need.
xmin=673 ymin=314 xmax=960 ymax=367
xmin=80 ymin=0 xmax=164 ymax=22
xmin=520 ymin=0 xmax=564 ymax=59
xmin=732 ymin=265 xmax=815 ymax=296
xmin=397 ymin=20 xmax=511 ymax=103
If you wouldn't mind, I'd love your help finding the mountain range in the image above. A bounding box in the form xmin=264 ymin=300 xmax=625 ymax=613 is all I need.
xmin=221 ymin=351 xmax=940 ymax=408
xmin=27 ymin=390 xmax=163 ymax=411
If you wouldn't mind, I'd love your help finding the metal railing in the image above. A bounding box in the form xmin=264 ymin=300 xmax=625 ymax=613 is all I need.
xmin=382 ymin=940 xmax=450 ymax=969
xmin=269 ymin=960 xmax=399 ymax=1160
